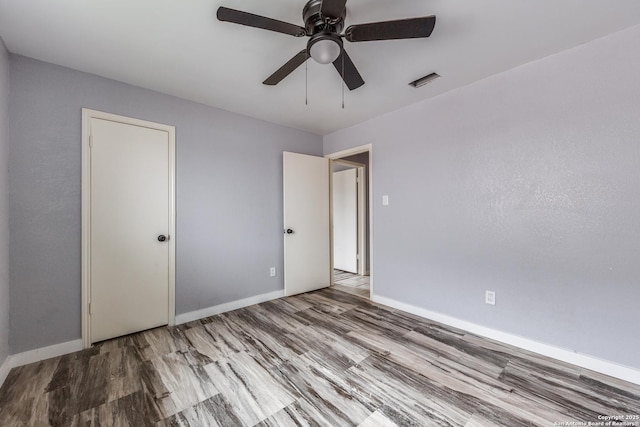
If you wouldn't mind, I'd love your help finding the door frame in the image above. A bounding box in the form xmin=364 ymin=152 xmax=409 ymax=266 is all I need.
xmin=326 ymin=144 xmax=373 ymax=298
xmin=81 ymin=108 xmax=176 ymax=348
xmin=332 ymin=160 xmax=366 ymax=276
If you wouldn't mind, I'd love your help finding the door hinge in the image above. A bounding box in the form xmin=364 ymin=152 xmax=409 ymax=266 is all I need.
xmin=89 ymin=135 xmax=93 ymax=148
xmin=89 ymin=302 xmax=92 ymax=315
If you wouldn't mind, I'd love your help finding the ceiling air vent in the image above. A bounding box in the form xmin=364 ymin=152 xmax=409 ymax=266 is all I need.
xmin=409 ymin=72 xmax=440 ymax=88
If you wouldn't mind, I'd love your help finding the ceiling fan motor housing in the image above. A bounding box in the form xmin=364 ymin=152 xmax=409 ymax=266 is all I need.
xmin=303 ymin=0 xmax=345 ymax=35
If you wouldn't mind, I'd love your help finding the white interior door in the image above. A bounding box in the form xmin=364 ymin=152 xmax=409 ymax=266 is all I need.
xmin=283 ymin=152 xmax=330 ymax=296
xmin=333 ymin=168 xmax=358 ymax=273
xmin=89 ymin=117 xmax=171 ymax=343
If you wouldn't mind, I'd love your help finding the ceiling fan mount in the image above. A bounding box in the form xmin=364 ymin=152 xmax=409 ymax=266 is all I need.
xmin=217 ymin=0 xmax=436 ymax=91
xmin=302 ymin=0 xmax=346 ymax=36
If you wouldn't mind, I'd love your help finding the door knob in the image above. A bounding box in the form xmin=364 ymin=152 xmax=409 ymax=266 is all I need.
xmin=284 ymin=228 xmax=294 ymax=234
xmin=157 ymin=235 xmax=168 ymax=242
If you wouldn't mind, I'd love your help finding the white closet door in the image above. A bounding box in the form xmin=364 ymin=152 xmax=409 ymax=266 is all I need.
xmin=90 ymin=117 xmax=170 ymax=343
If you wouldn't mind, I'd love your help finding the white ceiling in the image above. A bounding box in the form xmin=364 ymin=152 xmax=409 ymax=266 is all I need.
xmin=1 ymin=0 xmax=640 ymax=135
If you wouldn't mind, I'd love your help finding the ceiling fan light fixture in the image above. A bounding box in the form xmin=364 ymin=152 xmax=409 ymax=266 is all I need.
xmin=409 ymin=72 xmax=441 ymax=88
xmin=217 ymin=1 xmax=437 ymax=90
xmin=308 ymin=34 xmax=342 ymax=64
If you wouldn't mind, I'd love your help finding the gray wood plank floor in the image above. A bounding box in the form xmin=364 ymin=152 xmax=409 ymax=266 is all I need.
xmin=1 ymin=287 xmax=639 ymax=426
xmin=333 ymin=270 xmax=370 ymax=299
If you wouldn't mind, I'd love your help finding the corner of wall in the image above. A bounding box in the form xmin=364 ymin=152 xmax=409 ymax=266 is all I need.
xmin=0 ymin=35 xmax=11 ymax=384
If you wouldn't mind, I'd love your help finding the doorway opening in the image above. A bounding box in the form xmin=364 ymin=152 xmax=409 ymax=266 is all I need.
xmin=328 ymin=145 xmax=372 ymax=299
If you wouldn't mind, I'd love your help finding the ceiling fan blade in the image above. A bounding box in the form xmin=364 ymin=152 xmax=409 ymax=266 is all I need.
xmin=217 ymin=7 xmax=306 ymax=37
xmin=320 ymin=0 xmax=347 ymax=19
xmin=332 ymin=49 xmax=364 ymax=90
xmin=263 ymin=50 xmax=309 ymax=86
xmin=345 ymin=16 xmax=436 ymax=42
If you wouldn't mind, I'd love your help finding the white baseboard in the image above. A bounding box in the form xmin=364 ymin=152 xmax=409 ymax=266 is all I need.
xmin=176 ymin=289 xmax=284 ymax=325
xmin=0 ymin=354 xmax=11 ymax=387
xmin=372 ymin=295 xmax=640 ymax=386
xmin=6 ymin=292 xmax=636 ymax=389
xmin=0 ymin=291 xmax=285 ymax=388
xmin=0 ymin=287 xmax=284 ymax=389
xmin=0 ymin=339 xmax=83 ymax=387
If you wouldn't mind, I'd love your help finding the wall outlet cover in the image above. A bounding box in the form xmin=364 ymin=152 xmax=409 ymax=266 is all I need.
xmin=485 ymin=290 xmax=496 ymax=305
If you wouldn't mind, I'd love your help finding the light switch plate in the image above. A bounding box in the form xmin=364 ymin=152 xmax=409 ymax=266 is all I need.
xmin=382 ymin=195 xmax=389 ymax=206
xmin=485 ymin=290 xmax=496 ymax=305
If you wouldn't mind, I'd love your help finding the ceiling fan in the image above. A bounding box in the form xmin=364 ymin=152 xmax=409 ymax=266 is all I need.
xmin=217 ymin=0 xmax=436 ymax=90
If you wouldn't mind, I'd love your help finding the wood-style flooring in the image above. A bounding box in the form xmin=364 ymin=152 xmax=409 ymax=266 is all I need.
xmin=333 ymin=270 xmax=370 ymax=299
xmin=1 ymin=287 xmax=639 ymax=426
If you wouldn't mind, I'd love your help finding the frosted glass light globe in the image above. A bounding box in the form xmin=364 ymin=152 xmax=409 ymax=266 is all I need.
xmin=310 ymin=39 xmax=341 ymax=64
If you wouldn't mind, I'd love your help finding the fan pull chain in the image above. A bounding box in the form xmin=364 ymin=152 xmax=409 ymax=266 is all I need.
xmin=305 ymin=51 xmax=308 ymax=105
xmin=341 ymin=50 xmax=345 ymax=109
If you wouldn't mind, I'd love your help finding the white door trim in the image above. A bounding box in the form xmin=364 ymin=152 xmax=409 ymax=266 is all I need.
xmin=332 ymin=159 xmax=364 ymax=168
xmin=356 ymin=165 xmax=366 ymax=276
xmin=81 ymin=108 xmax=176 ymax=348
xmin=325 ymin=144 xmax=373 ymax=298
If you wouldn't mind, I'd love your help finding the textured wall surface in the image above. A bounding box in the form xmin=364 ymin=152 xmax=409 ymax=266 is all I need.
xmin=8 ymin=56 xmax=322 ymax=353
xmin=0 ymin=38 xmax=9 ymax=366
xmin=324 ymin=24 xmax=640 ymax=369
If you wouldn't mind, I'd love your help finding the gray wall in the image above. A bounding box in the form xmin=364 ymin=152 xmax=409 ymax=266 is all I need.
xmin=0 ymin=38 xmax=9 ymax=365
xmin=8 ymin=55 xmax=322 ymax=353
xmin=324 ymin=24 xmax=640 ymax=369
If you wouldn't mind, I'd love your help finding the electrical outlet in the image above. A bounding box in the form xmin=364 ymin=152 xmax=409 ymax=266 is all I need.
xmin=270 ymin=267 xmax=276 ymax=277
xmin=485 ymin=290 xmax=496 ymax=305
